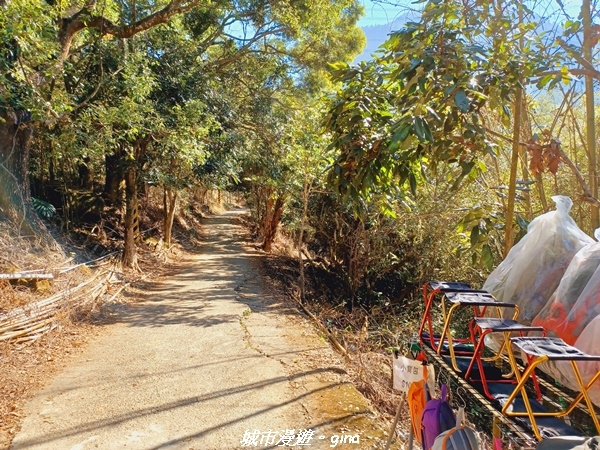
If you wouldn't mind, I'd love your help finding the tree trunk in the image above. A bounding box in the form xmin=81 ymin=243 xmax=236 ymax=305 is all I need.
xmin=0 ymin=109 xmax=60 ymax=249
xmin=122 ymin=164 xmax=139 ymax=269
xmin=297 ymin=180 xmax=311 ymax=304
xmin=254 ymin=186 xmax=264 ymax=224
xmin=103 ymin=146 xmax=124 ymax=206
xmin=78 ymin=156 xmax=93 ymax=189
xmin=504 ymin=4 xmax=524 ymax=256
xmin=163 ymin=186 xmax=178 ymax=247
xmin=0 ymin=110 xmax=33 ymax=214
xmin=122 ymin=140 xmax=149 ymax=269
xmin=261 ymin=195 xmax=285 ymax=252
xmin=504 ymin=84 xmax=523 ymax=257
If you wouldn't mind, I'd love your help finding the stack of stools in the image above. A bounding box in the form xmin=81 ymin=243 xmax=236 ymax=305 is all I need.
xmin=420 ymin=280 xmax=600 ymax=442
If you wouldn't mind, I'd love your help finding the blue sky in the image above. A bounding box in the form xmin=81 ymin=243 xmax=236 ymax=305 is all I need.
xmin=353 ymin=0 xmax=587 ymax=63
xmin=357 ymin=0 xmax=586 ymax=28
xmin=357 ymin=1 xmax=412 ymax=27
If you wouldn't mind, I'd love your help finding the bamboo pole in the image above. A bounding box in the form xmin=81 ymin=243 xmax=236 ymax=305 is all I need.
xmin=0 ymin=273 xmax=54 ymax=280
xmin=0 ymin=272 xmax=104 ymax=321
xmin=0 ymin=274 xmax=107 ymax=324
xmin=583 ymin=0 xmax=599 ymax=228
xmin=0 ymin=283 xmax=106 ymax=336
xmin=504 ymin=84 xmax=523 ymax=256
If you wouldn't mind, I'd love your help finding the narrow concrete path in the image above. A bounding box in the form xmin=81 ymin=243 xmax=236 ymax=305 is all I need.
xmin=11 ymin=210 xmax=388 ymax=450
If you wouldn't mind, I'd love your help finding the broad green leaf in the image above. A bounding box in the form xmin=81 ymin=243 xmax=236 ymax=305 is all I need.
xmin=454 ymin=90 xmax=470 ymax=112
xmin=482 ymin=244 xmax=494 ymax=271
xmin=32 ymin=197 xmax=56 ymax=218
xmin=413 ymin=117 xmax=426 ymax=141
xmin=408 ymin=171 xmax=417 ymax=196
xmin=536 ymin=74 xmax=554 ymax=89
xmin=470 ymin=225 xmax=480 ymax=247
xmin=391 ymin=122 xmax=411 ymax=144
xmin=564 ymin=20 xmax=581 ymax=35
xmin=413 ymin=117 xmax=433 ymax=142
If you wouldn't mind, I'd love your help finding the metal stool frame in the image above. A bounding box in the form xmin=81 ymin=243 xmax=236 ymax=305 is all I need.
xmin=465 ymin=318 xmax=545 ymax=400
xmin=502 ymin=336 xmax=600 ymax=440
xmin=437 ymin=291 xmax=519 ymax=372
xmin=419 ymin=281 xmax=478 ymax=351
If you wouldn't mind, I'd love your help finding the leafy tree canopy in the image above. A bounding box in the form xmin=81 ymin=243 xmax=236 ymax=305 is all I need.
xmin=324 ymin=0 xmax=559 ymax=211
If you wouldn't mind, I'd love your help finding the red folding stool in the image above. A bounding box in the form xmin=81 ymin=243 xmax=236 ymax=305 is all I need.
xmin=419 ymin=281 xmax=481 ymax=351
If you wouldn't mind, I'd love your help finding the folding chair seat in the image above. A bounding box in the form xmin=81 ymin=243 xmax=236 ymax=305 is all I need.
xmin=419 ymin=281 xmax=483 ymax=351
xmin=502 ymin=336 xmax=600 ymax=440
xmin=465 ymin=317 xmax=545 ymax=400
xmin=436 ymin=291 xmax=519 ymax=372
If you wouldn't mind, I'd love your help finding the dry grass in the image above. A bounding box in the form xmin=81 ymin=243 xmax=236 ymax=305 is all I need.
xmin=0 ymin=219 xmax=70 ymax=314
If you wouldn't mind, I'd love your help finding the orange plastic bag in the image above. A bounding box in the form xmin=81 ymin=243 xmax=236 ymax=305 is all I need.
xmin=408 ymin=380 xmax=429 ymax=445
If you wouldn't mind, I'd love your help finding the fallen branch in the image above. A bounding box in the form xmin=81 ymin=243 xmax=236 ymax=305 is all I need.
xmin=105 ymin=282 xmax=130 ymax=304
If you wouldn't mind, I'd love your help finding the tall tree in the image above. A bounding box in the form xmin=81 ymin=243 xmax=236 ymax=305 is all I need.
xmin=1 ymin=0 xmax=365 ymax=264
xmin=325 ymin=0 xmax=524 ymax=206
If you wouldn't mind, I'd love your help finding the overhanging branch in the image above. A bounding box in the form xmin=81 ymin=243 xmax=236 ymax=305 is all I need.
xmin=59 ymin=1 xmax=202 ymax=62
xmin=555 ymin=37 xmax=600 ymax=81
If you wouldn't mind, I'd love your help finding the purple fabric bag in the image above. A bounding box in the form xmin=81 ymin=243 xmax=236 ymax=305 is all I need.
xmin=421 ymin=384 xmax=456 ymax=450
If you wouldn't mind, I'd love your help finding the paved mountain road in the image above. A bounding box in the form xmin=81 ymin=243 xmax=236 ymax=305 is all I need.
xmin=11 ymin=210 xmax=389 ymax=450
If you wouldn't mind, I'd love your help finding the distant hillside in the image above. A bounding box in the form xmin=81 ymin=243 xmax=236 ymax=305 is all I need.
xmin=355 ymin=16 xmax=410 ymax=63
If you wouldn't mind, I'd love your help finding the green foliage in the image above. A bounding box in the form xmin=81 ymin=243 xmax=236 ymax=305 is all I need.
xmin=455 ymin=196 xmax=531 ymax=272
xmin=455 ymin=205 xmax=503 ymax=271
xmin=324 ymin=4 xmax=511 ymax=206
xmin=0 ymin=0 xmax=59 ymax=113
xmin=31 ymin=197 xmax=56 ymax=218
xmin=304 ymin=187 xmax=482 ymax=308
xmin=2 ymin=0 xmax=367 ymax=202
xmin=323 ymin=0 xmax=560 ymax=213
xmin=314 ymin=0 xmax=587 ymax=291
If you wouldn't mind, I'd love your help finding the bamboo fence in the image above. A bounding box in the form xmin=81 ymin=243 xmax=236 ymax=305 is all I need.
xmin=0 ymin=270 xmax=115 ymax=344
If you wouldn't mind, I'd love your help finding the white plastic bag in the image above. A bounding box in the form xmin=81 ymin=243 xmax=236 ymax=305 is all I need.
xmin=483 ymin=196 xmax=593 ymax=324
xmin=544 ymin=315 xmax=600 ymax=407
xmin=532 ymin=229 xmax=600 ymax=344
